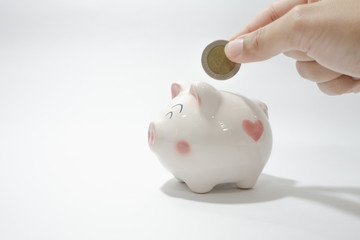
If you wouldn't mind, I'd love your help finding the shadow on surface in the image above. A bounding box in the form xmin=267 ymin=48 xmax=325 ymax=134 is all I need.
xmin=161 ymin=174 xmax=360 ymax=216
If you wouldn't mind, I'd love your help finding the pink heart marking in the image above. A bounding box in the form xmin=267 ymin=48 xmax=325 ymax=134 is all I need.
xmin=242 ymin=120 xmax=264 ymax=142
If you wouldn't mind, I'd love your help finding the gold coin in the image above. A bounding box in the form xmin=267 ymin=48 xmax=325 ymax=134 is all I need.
xmin=201 ymin=40 xmax=240 ymax=80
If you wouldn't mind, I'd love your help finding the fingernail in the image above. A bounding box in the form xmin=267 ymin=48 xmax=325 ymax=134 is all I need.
xmin=225 ymin=39 xmax=243 ymax=58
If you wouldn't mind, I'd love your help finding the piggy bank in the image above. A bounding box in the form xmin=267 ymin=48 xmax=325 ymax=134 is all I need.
xmin=148 ymin=82 xmax=272 ymax=193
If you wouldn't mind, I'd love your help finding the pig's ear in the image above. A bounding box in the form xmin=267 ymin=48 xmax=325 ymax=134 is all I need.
xmin=190 ymin=82 xmax=221 ymax=118
xmin=171 ymin=82 xmax=187 ymax=99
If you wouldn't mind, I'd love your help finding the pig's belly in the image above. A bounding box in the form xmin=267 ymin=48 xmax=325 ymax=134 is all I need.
xmin=171 ymin=146 xmax=268 ymax=183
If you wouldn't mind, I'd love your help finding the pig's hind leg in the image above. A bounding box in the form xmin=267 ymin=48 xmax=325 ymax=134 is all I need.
xmin=235 ymin=175 xmax=259 ymax=189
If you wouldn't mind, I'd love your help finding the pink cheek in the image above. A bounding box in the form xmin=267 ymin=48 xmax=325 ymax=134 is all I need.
xmin=148 ymin=122 xmax=156 ymax=147
xmin=176 ymin=141 xmax=191 ymax=155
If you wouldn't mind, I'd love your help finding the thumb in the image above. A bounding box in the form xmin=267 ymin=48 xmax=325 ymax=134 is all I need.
xmin=225 ymin=6 xmax=308 ymax=63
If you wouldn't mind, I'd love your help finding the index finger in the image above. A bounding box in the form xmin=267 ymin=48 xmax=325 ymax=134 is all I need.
xmin=230 ymin=0 xmax=307 ymax=40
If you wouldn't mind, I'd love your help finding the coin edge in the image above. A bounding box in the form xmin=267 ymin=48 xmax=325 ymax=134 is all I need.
xmin=201 ymin=40 xmax=241 ymax=80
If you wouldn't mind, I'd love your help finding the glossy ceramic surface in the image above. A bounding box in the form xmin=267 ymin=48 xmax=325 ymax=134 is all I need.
xmin=148 ymin=82 xmax=272 ymax=193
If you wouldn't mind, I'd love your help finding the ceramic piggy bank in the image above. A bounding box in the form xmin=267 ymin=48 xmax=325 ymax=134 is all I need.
xmin=148 ymin=82 xmax=272 ymax=193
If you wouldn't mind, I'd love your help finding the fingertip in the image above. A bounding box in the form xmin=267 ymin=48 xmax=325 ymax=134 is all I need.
xmin=225 ymin=39 xmax=244 ymax=63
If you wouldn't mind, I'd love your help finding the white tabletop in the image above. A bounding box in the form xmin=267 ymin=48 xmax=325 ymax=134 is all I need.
xmin=1 ymin=0 xmax=359 ymax=239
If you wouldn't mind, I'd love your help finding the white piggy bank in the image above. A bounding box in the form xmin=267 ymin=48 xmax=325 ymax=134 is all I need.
xmin=148 ymin=82 xmax=272 ymax=193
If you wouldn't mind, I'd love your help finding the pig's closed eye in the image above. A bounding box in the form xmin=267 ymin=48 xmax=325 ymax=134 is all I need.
xmin=165 ymin=111 xmax=173 ymax=119
xmin=172 ymin=103 xmax=183 ymax=113
xmin=165 ymin=104 xmax=183 ymax=119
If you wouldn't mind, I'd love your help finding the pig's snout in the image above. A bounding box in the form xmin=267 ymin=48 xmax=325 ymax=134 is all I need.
xmin=148 ymin=122 xmax=156 ymax=147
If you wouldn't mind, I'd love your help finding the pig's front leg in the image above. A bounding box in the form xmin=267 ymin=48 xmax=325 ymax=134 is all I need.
xmin=185 ymin=179 xmax=216 ymax=194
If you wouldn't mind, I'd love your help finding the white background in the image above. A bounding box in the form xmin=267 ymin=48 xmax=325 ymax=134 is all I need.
xmin=1 ymin=0 xmax=359 ymax=239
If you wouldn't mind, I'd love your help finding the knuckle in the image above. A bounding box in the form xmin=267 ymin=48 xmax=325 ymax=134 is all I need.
xmin=289 ymin=6 xmax=306 ymax=31
xmin=267 ymin=4 xmax=281 ymax=22
xmin=287 ymin=5 xmax=311 ymax=50
xmin=250 ymin=28 xmax=264 ymax=52
xmin=290 ymin=5 xmax=306 ymax=22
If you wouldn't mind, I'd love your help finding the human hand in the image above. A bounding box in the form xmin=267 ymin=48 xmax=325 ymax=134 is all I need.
xmin=225 ymin=0 xmax=360 ymax=95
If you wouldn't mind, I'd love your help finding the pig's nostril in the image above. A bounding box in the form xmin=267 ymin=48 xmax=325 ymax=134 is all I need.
xmin=148 ymin=122 xmax=156 ymax=147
